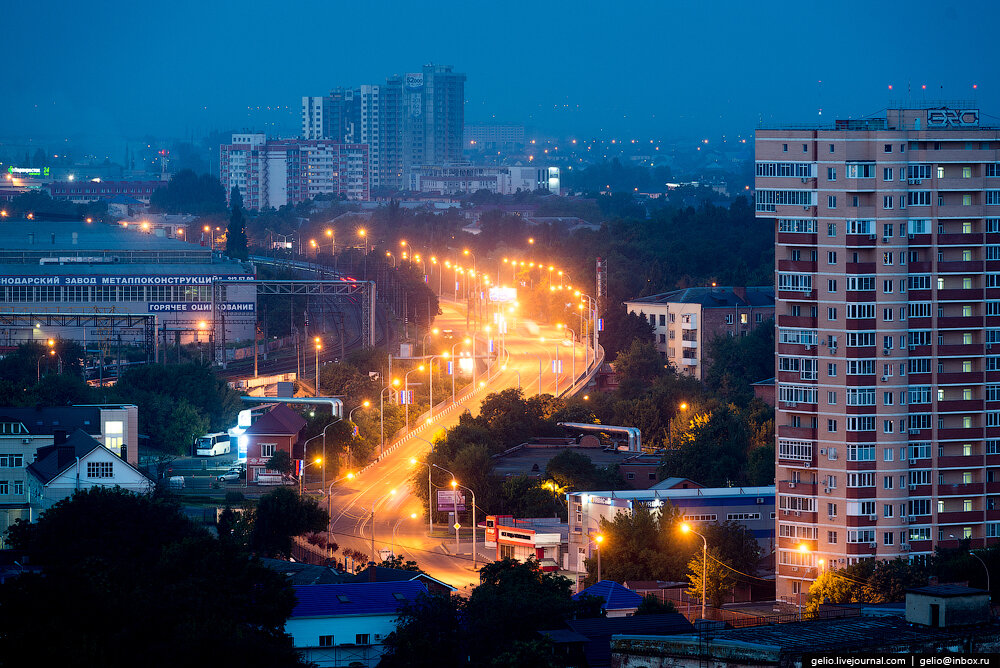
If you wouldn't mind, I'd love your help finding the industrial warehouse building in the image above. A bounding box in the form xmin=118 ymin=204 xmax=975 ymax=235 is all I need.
xmin=0 ymin=221 xmax=256 ymax=350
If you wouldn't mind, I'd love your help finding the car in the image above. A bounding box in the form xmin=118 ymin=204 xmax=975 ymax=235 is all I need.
xmin=217 ymin=471 xmax=242 ymax=482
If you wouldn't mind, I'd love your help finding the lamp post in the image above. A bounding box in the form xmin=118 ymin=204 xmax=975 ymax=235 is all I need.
xmin=560 ymin=325 xmax=577 ymax=384
xmin=385 ymin=250 xmax=396 ymax=268
xmin=594 ymin=534 xmax=604 ymax=582
xmin=432 ymin=463 xmax=461 ymax=555
xmin=427 ymin=353 xmax=450 ymax=420
xmin=320 ymin=417 xmax=343 ymax=492
xmin=410 ymin=449 xmax=434 ymax=537
xmin=347 ymin=402 xmax=370 ymax=471
xmin=358 ymin=229 xmax=368 ymax=280
xmin=451 ymin=338 xmax=470 ymax=403
xmin=681 ymin=522 xmax=708 ymax=621
xmin=452 ymin=479 xmax=478 ymax=568
xmin=326 ymin=472 xmax=355 ymax=550
xmin=950 ymin=534 xmax=991 ymax=597
xmin=404 ymin=364 xmax=426 ymax=430
xmin=796 ymin=543 xmax=811 ymax=619
xmin=370 ymin=489 xmax=397 ymax=563
xmin=299 ymin=457 xmax=322 ymax=495
xmin=380 ymin=380 xmax=400 ymax=458
xmin=314 ymin=338 xmax=322 ymax=397
xmin=422 ymin=328 xmax=439 ymax=357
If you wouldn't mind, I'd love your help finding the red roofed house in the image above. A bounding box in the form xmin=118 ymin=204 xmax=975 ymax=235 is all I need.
xmin=243 ymin=404 xmax=307 ymax=484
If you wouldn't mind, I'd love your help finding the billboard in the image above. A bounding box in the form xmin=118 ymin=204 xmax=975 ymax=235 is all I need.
xmin=436 ymin=490 xmax=466 ymax=512
xmin=488 ymin=287 xmax=517 ymax=303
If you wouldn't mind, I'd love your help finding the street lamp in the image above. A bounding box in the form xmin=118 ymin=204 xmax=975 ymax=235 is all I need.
xmin=358 ymin=228 xmax=368 ymax=280
xmin=347 ymin=401 xmax=370 ymax=470
xmin=404 ymin=364 xmax=426 ymax=430
xmin=594 ymin=534 xmax=604 ymax=582
xmin=410 ymin=454 xmax=434 ymax=537
xmin=949 ymin=534 xmax=991 ymax=597
xmin=451 ymin=338 xmax=471 ymax=403
xmin=320 ymin=417 xmax=343 ymax=492
xmin=370 ymin=489 xmax=397 ymax=564
xmin=314 ymin=337 xmax=322 ymax=397
xmin=451 ymin=478 xmax=478 ymax=568
xmin=428 ymin=353 xmax=450 ymax=420
xmin=422 ymin=328 xmax=439 ymax=357
xmin=796 ymin=543 xmax=810 ymax=619
xmin=385 ymin=250 xmax=396 ymax=268
xmin=380 ymin=379 xmax=401 ymax=458
xmin=680 ymin=522 xmax=708 ymax=621
xmin=299 ymin=457 xmax=322 ymax=495
xmin=326 ymin=471 xmax=355 ymax=552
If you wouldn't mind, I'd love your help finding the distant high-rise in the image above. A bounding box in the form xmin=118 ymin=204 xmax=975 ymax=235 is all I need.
xmin=300 ymin=65 xmax=465 ymax=193
xmin=757 ymin=106 xmax=1000 ymax=607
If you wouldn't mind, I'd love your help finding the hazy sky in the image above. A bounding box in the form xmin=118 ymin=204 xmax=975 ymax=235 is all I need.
xmin=3 ymin=0 xmax=997 ymax=150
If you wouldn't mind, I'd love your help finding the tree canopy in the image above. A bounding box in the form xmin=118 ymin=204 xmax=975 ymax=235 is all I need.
xmin=0 ymin=487 xmax=306 ymax=668
xmin=149 ymin=169 xmax=227 ymax=215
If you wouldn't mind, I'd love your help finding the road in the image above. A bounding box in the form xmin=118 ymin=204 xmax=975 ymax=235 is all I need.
xmin=324 ymin=297 xmax=595 ymax=593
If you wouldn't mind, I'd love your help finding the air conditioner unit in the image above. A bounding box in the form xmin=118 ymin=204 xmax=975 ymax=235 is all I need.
xmin=883 ymin=349 xmax=891 ymax=356
xmin=909 ymin=483 xmax=918 ymax=490
xmin=824 ymin=487 xmax=832 ymax=494
xmin=869 ymin=234 xmax=877 ymax=240
xmin=902 ymin=543 xmax=911 ymax=551
xmin=787 ymin=401 xmax=798 ymax=407
xmin=869 ymin=542 xmax=878 ymax=549
xmin=902 ymin=517 xmax=909 ymax=524
xmin=788 ymin=482 xmax=796 ymax=488
xmin=795 ymin=510 xmax=802 ymax=517
xmin=868 ymin=515 xmax=877 ymax=522
xmin=988 ymin=344 xmax=993 ymax=350
xmin=908 ymin=233 xmax=915 ymax=239
xmin=804 ymin=344 xmax=812 ymax=351
xmin=908 ymin=344 xmax=916 ymax=350
xmin=881 ymin=376 xmax=889 ymax=382
xmin=909 ymin=179 xmax=921 ymax=185
xmin=819 ymin=448 xmax=827 ymax=455
xmin=801 ymin=177 xmax=809 ymax=183
xmin=782 ymin=509 xmax=790 ymax=515
xmin=908 ymin=516 xmax=916 ymax=523
xmin=21 ymin=438 xmax=31 ymax=444
xmin=830 ymin=346 xmax=838 ymax=353
xmin=828 ymin=514 xmax=836 ymax=520
xmin=909 ymin=459 xmax=917 ymax=465
xmin=883 ymin=237 xmax=891 ymax=243
xmin=791 ymin=566 xmax=799 ymax=572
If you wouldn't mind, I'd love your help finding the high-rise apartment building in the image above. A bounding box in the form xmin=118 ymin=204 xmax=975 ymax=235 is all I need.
xmin=299 ymin=65 xmax=465 ymax=193
xmin=221 ymin=134 xmax=369 ymax=209
xmin=757 ymin=106 xmax=1000 ymax=604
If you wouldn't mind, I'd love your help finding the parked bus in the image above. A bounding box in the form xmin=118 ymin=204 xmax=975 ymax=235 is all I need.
xmin=194 ymin=432 xmax=231 ymax=457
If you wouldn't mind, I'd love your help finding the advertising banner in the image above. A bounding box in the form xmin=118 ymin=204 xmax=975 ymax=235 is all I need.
xmin=436 ymin=490 xmax=466 ymax=512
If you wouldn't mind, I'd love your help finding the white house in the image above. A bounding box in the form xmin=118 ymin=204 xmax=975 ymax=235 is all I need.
xmin=286 ymin=581 xmax=427 ymax=668
xmin=25 ymin=429 xmax=153 ymax=515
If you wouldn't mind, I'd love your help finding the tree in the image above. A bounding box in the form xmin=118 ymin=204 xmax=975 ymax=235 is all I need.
xmin=805 ymin=558 xmax=931 ymax=614
xmin=612 ymin=339 xmax=667 ymax=397
xmin=599 ymin=304 xmax=655 ymax=361
xmin=635 ymin=594 xmax=678 ymax=615
xmin=148 ymin=169 xmax=226 ymax=215
xmin=265 ymin=451 xmax=293 ymax=476
xmin=226 ymin=186 xmax=249 ymax=260
xmin=704 ymin=320 xmax=775 ymax=403
xmin=1 ymin=487 xmax=306 ymax=668
xmin=380 ymin=554 xmax=421 ymax=571
xmin=379 ymin=593 xmax=464 ymax=668
xmin=546 ymin=449 xmax=621 ymax=492
xmin=464 ymin=558 xmax=575 ymax=663
xmin=659 ymin=403 xmax=763 ymax=487
xmin=702 ymin=521 xmax=762 ymax=576
xmin=249 ymin=487 xmax=329 ymax=557
xmin=686 ymin=547 xmax=737 ymax=608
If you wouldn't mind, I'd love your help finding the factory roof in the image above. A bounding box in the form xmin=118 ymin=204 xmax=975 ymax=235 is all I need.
xmin=0 ymin=221 xmax=202 ymax=252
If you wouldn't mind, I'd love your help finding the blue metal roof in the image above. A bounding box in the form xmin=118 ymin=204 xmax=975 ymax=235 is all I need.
xmin=291 ymin=580 xmax=427 ymax=618
xmin=573 ymin=580 xmax=644 ymax=611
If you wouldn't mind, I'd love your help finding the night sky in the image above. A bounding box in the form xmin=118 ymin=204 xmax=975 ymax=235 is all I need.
xmin=3 ymin=0 xmax=997 ymax=149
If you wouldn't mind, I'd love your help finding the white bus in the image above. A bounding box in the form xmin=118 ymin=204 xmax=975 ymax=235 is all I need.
xmin=195 ymin=432 xmax=231 ymax=457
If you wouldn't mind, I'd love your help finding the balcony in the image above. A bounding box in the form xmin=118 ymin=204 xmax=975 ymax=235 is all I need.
xmin=936 ymin=399 xmax=983 ymax=413
xmin=845 ymin=346 xmax=878 ymax=358
xmin=778 ymin=289 xmax=817 ymax=301
xmin=908 ymin=289 xmax=932 ymax=300
xmin=939 ymin=233 xmax=984 ymax=246
xmin=907 ymin=317 xmax=932 ymax=329
xmin=778 ymin=424 xmax=817 ymax=440
xmin=846 ymin=543 xmax=877 ymax=555
xmin=778 ymin=259 xmax=818 ymax=272
xmin=908 ymin=261 xmax=933 ymax=272
xmin=937 ymin=289 xmax=984 ymax=301
xmin=777 ymin=232 xmax=817 ymax=245
xmin=845 ymin=262 xmax=876 ymax=273
xmin=845 ymin=234 xmax=877 ymax=247
xmin=938 ymin=428 xmax=980 ymax=441
xmin=681 ymin=340 xmax=697 ymax=348
xmin=908 ymin=540 xmax=933 ymax=554
xmin=777 ymin=315 xmax=818 ymax=328
xmin=937 ymin=204 xmax=986 ymax=219
xmin=936 ymin=345 xmax=981 ymax=357
xmin=938 ymin=454 xmax=984 ymax=469
xmin=844 ymin=290 xmax=876 ymax=302
xmin=846 ymin=515 xmax=878 ymax=527
xmin=939 ymin=482 xmax=982 ymax=496
xmin=845 ymin=318 xmax=878 ymax=330
xmin=908 ymin=234 xmax=933 ymax=246
xmin=845 ymin=487 xmax=879 ymax=499
xmin=680 ymin=358 xmax=697 ymax=366
xmin=779 ymin=481 xmax=816 ymax=494
xmin=680 ymin=321 xmax=697 ymax=330
xmin=938 ymin=316 xmax=982 ymax=329
xmin=938 ymin=261 xmax=984 ymax=273
xmin=937 ymin=511 xmax=982 ymax=524
xmin=937 ymin=372 xmax=983 ymax=384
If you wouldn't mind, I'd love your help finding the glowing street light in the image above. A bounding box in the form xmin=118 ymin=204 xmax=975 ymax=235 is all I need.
xmin=680 ymin=522 xmax=708 ymax=621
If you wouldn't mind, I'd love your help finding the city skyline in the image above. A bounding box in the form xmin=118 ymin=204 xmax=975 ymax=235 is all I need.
xmin=3 ymin=0 xmax=997 ymax=153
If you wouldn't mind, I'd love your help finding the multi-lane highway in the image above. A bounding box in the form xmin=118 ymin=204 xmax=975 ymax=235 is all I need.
xmin=323 ymin=297 xmax=597 ymax=593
